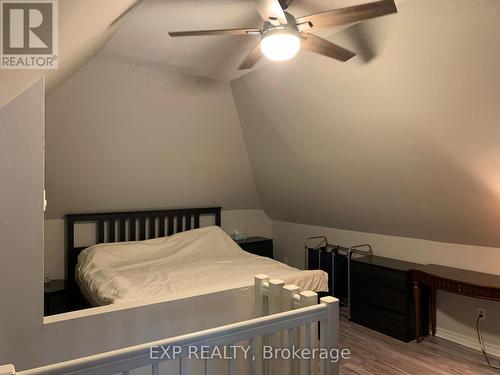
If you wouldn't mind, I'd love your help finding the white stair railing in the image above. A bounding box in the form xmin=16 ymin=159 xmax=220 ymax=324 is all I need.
xmin=2 ymin=275 xmax=339 ymax=375
xmin=254 ymin=274 xmax=339 ymax=375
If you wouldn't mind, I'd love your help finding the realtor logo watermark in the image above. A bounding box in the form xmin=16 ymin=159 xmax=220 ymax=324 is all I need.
xmin=0 ymin=0 xmax=58 ymax=69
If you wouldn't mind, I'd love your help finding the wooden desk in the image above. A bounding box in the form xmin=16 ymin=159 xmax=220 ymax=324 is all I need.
xmin=412 ymin=264 xmax=500 ymax=342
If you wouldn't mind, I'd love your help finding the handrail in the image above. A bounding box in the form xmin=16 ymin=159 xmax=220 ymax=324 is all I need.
xmin=15 ymin=302 xmax=334 ymax=375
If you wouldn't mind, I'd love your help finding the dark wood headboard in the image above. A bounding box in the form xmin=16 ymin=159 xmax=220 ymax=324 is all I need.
xmin=65 ymin=207 xmax=222 ymax=289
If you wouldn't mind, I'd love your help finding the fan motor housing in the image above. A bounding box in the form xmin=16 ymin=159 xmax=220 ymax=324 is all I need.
xmin=263 ymin=12 xmax=298 ymax=34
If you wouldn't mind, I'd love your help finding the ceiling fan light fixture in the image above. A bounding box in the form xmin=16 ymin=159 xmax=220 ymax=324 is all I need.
xmin=261 ymin=28 xmax=300 ymax=61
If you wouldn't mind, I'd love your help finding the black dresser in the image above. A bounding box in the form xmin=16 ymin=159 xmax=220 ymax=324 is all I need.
xmin=351 ymin=255 xmax=429 ymax=342
xmin=235 ymin=237 xmax=273 ymax=259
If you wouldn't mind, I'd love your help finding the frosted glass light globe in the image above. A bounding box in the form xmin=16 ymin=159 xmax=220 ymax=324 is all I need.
xmin=261 ymin=30 xmax=300 ymax=61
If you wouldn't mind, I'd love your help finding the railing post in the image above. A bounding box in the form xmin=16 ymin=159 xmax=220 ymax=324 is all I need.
xmin=282 ymin=284 xmax=299 ymax=311
xmin=0 ymin=365 xmax=15 ymax=375
xmin=268 ymin=279 xmax=284 ymax=314
xmin=254 ymin=274 xmax=269 ymax=375
xmin=300 ymin=291 xmax=318 ymax=375
xmin=321 ymin=296 xmax=339 ymax=375
xmin=254 ymin=274 xmax=269 ymax=318
xmin=283 ymin=285 xmax=299 ymax=375
xmin=269 ymin=279 xmax=284 ymax=375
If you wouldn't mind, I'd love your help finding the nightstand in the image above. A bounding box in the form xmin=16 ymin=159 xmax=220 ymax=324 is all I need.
xmin=44 ymin=279 xmax=71 ymax=316
xmin=235 ymin=237 xmax=273 ymax=259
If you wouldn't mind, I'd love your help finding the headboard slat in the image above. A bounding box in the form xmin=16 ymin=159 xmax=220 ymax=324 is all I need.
xmin=129 ymin=218 xmax=136 ymax=241
xmin=109 ymin=220 xmax=116 ymax=242
xmin=97 ymin=220 xmax=105 ymax=243
xmin=139 ymin=218 xmax=146 ymax=240
xmin=119 ymin=219 xmax=126 ymax=241
xmin=185 ymin=215 xmax=192 ymax=230
xmin=167 ymin=216 xmax=174 ymax=235
xmin=176 ymin=215 xmax=183 ymax=233
xmin=149 ymin=217 xmax=156 ymax=239
xmin=158 ymin=216 xmax=165 ymax=237
xmin=215 ymin=210 xmax=221 ymax=226
xmin=194 ymin=214 xmax=200 ymax=229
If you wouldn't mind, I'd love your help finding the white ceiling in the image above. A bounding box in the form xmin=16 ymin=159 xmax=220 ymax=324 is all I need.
xmin=100 ymin=0 xmax=406 ymax=81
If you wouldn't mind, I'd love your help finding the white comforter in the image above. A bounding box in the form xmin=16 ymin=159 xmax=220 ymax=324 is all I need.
xmin=76 ymin=226 xmax=328 ymax=305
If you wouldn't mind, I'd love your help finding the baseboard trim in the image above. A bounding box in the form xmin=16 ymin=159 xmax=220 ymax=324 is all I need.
xmin=436 ymin=327 xmax=500 ymax=358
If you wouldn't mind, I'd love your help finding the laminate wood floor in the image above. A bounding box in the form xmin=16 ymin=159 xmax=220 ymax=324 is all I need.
xmin=339 ymin=318 xmax=500 ymax=375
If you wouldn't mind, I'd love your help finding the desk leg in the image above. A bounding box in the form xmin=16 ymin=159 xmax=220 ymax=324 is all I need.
xmin=413 ymin=281 xmax=421 ymax=343
xmin=430 ymin=287 xmax=436 ymax=336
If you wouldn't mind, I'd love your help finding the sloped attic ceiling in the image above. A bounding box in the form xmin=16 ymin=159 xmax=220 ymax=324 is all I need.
xmin=0 ymin=0 xmax=139 ymax=107
xmin=100 ymin=0 xmax=260 ymax=81
xmin=231 ymin=0 xmax=500 ymax=248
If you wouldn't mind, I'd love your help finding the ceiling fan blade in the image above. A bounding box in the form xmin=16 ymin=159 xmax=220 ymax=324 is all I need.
xmin=296 ymin=0 xmax=397 ymax=29
xmin=256 ymin=0 xmax=288 ymax=24
xmin=239 ymin=42 xmax=264 ymax=70
xmin=301 ymin=33 xmax=356 ymax=62
xmin=109 ymin=0 xmax=144 ymax=28
xmin=169 ymin=28 xmax=261 ymax=37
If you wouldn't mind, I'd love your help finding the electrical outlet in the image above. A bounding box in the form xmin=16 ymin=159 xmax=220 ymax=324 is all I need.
xmin=477 ymin=308 xmax=486 ymax=322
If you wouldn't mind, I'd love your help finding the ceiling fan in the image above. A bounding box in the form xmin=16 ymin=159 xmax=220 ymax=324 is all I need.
xmin=168 ymin=0 xmax=398 ymax=70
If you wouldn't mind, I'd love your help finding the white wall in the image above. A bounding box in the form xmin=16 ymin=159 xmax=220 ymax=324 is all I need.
xmin=272 ymin=220 xmax=500 ymax=356
xmin=44 ymin=209 xmax=272 ymax=279
xmin=45 ymin=56 xmax=261 ymax=218
xmin=0 ymin=79 xmax=45 ymax=368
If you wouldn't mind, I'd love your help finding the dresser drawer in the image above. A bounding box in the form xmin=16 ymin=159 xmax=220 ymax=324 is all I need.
xmin=351 ymin=300 xmax=411 ymax=341
xmin=351 ymin=261 xmax=408 ymax=291
xmin=351 ymin=278 xmax=408 ymax=314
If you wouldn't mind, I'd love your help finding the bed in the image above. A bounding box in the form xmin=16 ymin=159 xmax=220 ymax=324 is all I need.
xmin=66 ymin=207 xmax=328 ymax=306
